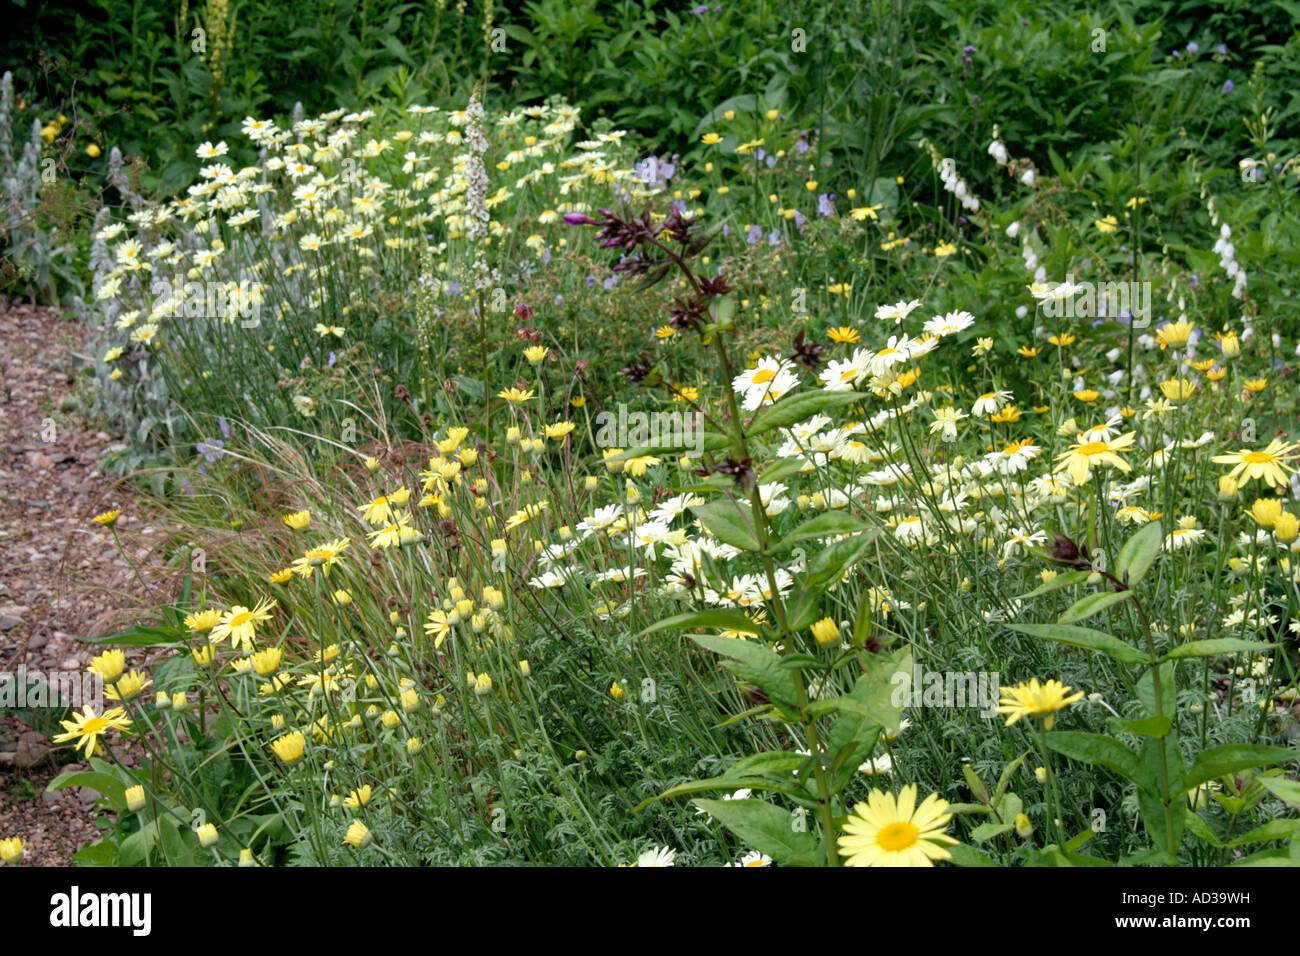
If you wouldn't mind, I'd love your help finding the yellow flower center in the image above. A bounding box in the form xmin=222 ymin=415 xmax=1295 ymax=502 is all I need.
xmin=1242 ymin=451 xmax=1273 ymax=464
xmin=876 ymin=821 xmax=919 ymax=852
xmin=82 ymin=717 xmax=109 ymax=734
xmin=1077 ymin=441 xmax=1108 ymax=456
xmin=751 ymin=368 xmax=776 ymax=384
xmin=228 ymin=611 xmax=253 ymax=628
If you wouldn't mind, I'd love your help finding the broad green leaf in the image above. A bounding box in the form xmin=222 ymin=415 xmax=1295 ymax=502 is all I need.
xmin=774 ymin=511 xmax=871 ymax=550
xmin=637 ymin=609 xmax=761 ymax=638
xmin=692 ymin=797 xmax=822 ymax=866
xmin=778 ymin=654 xmax=826 ymax=671
xmin=804 ymin=533 xmax=875 ymax=588
xmin=992 ymin=751 xmax=1029 ymax=808
xmin=77 ymin=624 xmax=182 ymax=647
xmin=1136 ymin=662 xmax=1177 ymax=721
xmin=1227 ymin=818 xmax=1300 ymax=848
xmin=1184 ymin=809 xmax=1225 ymax=848
xmin=72 ymin=839 xmax=119 ymax=866
xmin=757 ymin=458 xmax=805 ymax=484
xmin=1183 ymin=745 xmax=1297 ymax=793
xmin=1065 ymin=827 xmax=1097 ymax=852
xmin=1008 ymin=622 xmax=1146 ymax=664
xmin=691 ymin=499 xmax=760 ymax=551
xmin=635 ymin=775 xmax=807 ymax=812
xmin=1108 ymin=716 xmax=1172 ymax=738
xmin=1160 ymin=639 xmax=1270 ymax=662
xmin=962 ymin=764 xmax=990 ymax=804
xmin=781 ymin=586 xmax=822 ymax=633
xmin=970 ymin=821 xmax=1015 ymax=842
xmin=1229 ymin=849 xmax=1300 ymax=866
xmin=1258 ymin=776 xmax=1300 ymax=808
xmin=1021 ymin=570 xmax=1091 ymax=599
xmin=1044 ymin=731 xmax=1153 ymax=795
xmin=688 ymin=633 xmax=798 ymax=707
xmin=1115 ymin=521 xmax=1163 ymax=586
xmin=746 ymin=391 xmax=864 ymax=438
xmin=1059 ymin=589 xmax=1132 ymax=625
xmin=730 ymin=751 xmax=809 ymax=777
xmin=46 ymin=771 xmax=127 ymax=813
xmin=947 ymin=843 xmax=997 ymax=866
xmin=1120 ymin=847 xmax=1179 ymax=866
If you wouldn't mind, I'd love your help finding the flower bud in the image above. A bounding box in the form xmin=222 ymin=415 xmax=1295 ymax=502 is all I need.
xmin=125 ymin=785 xmax=147 ymax=813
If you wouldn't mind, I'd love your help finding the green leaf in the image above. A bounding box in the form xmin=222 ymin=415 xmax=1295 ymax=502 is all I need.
xmin=72 ymin=838 xmax=119 ymax=866
xmin=77 ymin=624 xmax=182 ymax=647
xmin=1108 ymin=716 xmax=1173 ymax=738
xmin=746 ymin=391 xmax=864 ymax=438
xmin=1227 ymin=818 xmax=1300 ymax=848
xmin=1182 ymin=745 xmax=1297 ymax=793
xmin=1258 ymin=776 xmax=1300 ymax=808
xmin=1021 ymin=570 xmax=1091 ymax=599
xmin=692 ymin=797 xmax=821 ymax=866
xmin=46 ymin=770 xmax=127 ymax=813
xmin=1065 ymin=827 xmax=1097 ymax=852
xmin=1044 ymin=732 xmax=1153 ymax=795
xmin=947 ymin=843 xmax=997 ymax=866
xmin=781 ymin=586 xmax=822 ymax=633
xmin=963 ymin=764 xmax=990 ymax=804
xmin=778 ymin=654 xmax=826 ymax=671
xmin=1115 ymin=521 xmax=1163 ymax=586
xmin=757 ymin=458 xmax=805 ymax=484
xmin=1183 ymin=809 xmax=1225 ymax=848
xmin=690 ymin=499 xmax=760 ymax=551
xmin=730 ymin=751 xmax=808 ymax=777
xmin=634 ymin=775 xmax=807 ymax=812
xmin=1008 ymin=622 xmax=1146 ymax=664
xmin=992 ymin=752 xmax=1029 ymax=808
xmin=1059 ymin=590 xmax=1132 ymax=625
xmin=1159 ymin=639 xmax=1270 ymax=662
xmin=804 ymin=532 xmax=875 ymax=588
xmin=774 ymin=511 xmax=871 ymax=549
xmin=688 ymin=633 xmax=798 ymax=707
xmin=637 ymin=609 xmax=761 ymax=638
xmin=970 ymin=821 xmax=1015 ymax=842
xmin=1229 ymin=849 xmax=1300 ymax=866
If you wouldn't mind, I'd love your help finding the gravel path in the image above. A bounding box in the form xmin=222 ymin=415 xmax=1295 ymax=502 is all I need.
xmin=0 ymin=300 xmax=153 ymax=866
